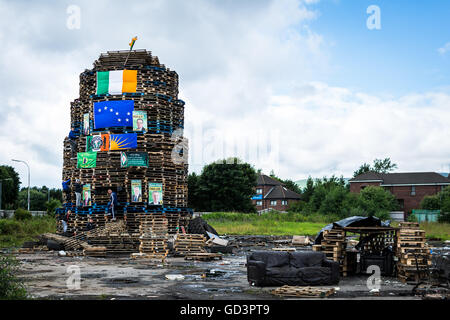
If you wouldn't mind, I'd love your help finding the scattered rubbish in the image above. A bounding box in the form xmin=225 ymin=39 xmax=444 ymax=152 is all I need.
xmin=58 ymin=251 xmax=66 ymax=257
xmin=272 ymin=286 xmax=335 ymax=298
xmin=292 ymin=236 xmax=313 ymax=246
xmin=165 ymin=274 xmax=185 ymax=281
xmin=369 ymin=288 xmax=380 ymax=293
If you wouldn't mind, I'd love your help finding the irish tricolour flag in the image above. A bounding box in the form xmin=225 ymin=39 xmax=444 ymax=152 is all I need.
xmin=96 ymin=70 xmax=137 ymax=95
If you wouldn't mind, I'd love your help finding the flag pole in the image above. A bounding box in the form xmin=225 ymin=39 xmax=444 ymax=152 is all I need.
xmin=124 ymin=36 xmax=137 ymax=68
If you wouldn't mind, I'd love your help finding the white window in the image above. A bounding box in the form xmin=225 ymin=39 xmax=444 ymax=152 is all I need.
xmin=282 ymin=200 xmax=288 ymax=205
xmin=411 ymin=186 xmax=416 ymax=196
xmin=256 ymin=201 xmax=262 ymax=206
xmin=270 ymin=200 xmax=277 ymax=206
xmin=256 ymin=188 xmax=263 ymax=194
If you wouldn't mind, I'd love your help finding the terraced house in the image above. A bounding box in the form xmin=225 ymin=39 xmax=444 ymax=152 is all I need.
xmin=252 ymin=174 xmax=302 ymax=212
xmin=349 ymin=172 xmax=450 ymax=215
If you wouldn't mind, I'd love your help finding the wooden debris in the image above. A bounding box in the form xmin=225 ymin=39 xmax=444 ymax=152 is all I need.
xmin=184 ymin=252 xmax=223 ymax=261
xmin=174 ymin=234 xmax=206 ymax=256
xmin=272 ymin=285 xmax=335 ymax=298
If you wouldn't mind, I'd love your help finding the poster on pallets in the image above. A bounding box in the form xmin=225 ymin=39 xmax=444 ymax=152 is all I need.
xmin=86 ymin=134 xmax=102 ymax=152
xmin=131 ymin=180 xmax=142 ymax=202
xmin=148 ymin=183 xmax=163 ymax=205
xmin=120 ymin=151 xmax=148 ymax=167
xmin=83 ymin=113 xmax=90 ymax=135
xmin=133 ymin=110 xmax=147 ymax=131
xmin=82 ymin=184 xmax=92 ymax=207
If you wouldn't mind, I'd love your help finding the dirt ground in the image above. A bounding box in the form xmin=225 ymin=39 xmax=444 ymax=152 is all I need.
xmin=11 ymin=236 xmax=449 ymax=300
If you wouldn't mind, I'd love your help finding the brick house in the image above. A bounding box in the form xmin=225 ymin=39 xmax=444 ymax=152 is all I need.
xmin=251 ymin=174 xmax=302 ymax=212
xmin=349 ymin=172 xmax=450 ymax=214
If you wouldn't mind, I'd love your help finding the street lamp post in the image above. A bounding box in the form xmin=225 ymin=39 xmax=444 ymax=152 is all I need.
xmin=0 ymin=178 xmax=13 ymax=210
xmin=12 ymin=159 xmax=30 ymax=211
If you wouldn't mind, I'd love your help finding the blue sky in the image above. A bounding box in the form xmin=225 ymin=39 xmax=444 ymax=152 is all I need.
xmin=307 ymin=0 xmax=450 ymax=95
xmin=0 ymin=0 xmax=449 ymax=188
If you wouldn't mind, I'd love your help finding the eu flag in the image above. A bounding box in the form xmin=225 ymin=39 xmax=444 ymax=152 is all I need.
xmin=94 ymin=100 xmax=134 ymax=129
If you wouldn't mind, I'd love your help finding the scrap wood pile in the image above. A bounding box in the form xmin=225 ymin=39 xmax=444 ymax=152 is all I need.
xmin=313 ymin=228 xmax=348 ymax=276
xmin=396 ymin=222 xmax=431 ymax=283
xmin=132 ymin=214 xmax=169 ymax=260
xmin=57 ymin=213 xmax=107 ymax=234
xmin=125 ymin=211 xmax=190 ymax=235
xmin=85 ymin=220 xmax=139 ymax=256
xmin=174 ymin=233 xmax=207 ymax=256
xmin=272 ymin=286 xmax=335 ymax=298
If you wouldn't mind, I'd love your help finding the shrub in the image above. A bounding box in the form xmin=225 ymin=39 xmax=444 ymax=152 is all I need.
xmin=13 ymin=208 xmax=31 ymax=221
xmin=357 ymin=186 xmax=398 ymax=217
xmin=45 ymin=199 xmax=62 ymax=216
xmin=0 ymin=220 xmax=22 ymax=235
xmin=0 ymin=254 xmax=28 ymax=299
xmin=407 ymin=214 xmax=418 ymax=222
xmin=420 ymin=195 xmax=440 ymax=210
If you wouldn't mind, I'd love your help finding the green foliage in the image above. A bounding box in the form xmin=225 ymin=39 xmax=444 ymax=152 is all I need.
xmin=13 ymin=208 xmax=31 ymax=221
xmin=357 ymin=186 xmax=398 ymax=217
xmin=301 ymin=177 xmax=315 ymax=203
xmin=18 ymin=186 xmax=63 ymax=211
xmin=407 ymin=214 xmax=418 ymax=222
xmin=0 ymin=165 xmax=21 ymax=209
xmin=0 ymin=216 xmax=56 ymax=248
xmin=188 ymin=158 xmax=257 ymax=212
xmin=353 ymin=158 xmax=397 ymax=177
xmin=0 ymin=254 xmax=28 ymax=300
xmin=420 ymin=195 xmax=440 ymax=210
xmin=45 ymin=199 xmax=62 ymax=216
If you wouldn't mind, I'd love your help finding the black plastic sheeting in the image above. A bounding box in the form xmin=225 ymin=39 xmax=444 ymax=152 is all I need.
xmin=314 ymin=216 xmax=390 ymax=244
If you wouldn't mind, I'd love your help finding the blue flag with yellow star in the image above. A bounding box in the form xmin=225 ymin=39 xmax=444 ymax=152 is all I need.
xmin=94 ymin=100 xmax=134 ymax=129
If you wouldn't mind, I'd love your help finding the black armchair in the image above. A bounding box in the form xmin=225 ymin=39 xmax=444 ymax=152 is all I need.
xmin=247 ymin=251 xmax=340 ymax=287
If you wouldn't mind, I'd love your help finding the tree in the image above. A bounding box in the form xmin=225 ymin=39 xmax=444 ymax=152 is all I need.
xmin=187 ymin=172 xmax=201 ymax=211
xmin=353 ymin=158 xmax=398 ymax=177
xmin=420 ymin=195 xmax=440 ymax=210
xmin=195 ymin=157 xmax=257 ymax=212
xmin=356 ymin=186 xmax=398 ymax=217
xmin=0 ymin=165 xmax=21 ymax=209
xmin=301 ymin=176 xmax=315 ymax=203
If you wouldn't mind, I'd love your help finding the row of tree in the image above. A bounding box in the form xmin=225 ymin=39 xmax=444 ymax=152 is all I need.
xmin=421 ymin=186 xmax=450 ymax=222
xmin=0 ymin=165 xmax=62 ymax=212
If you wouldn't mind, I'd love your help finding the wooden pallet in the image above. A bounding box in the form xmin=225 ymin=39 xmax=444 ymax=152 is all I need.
xmin=272 ymin=286 xmax=335 ymax=298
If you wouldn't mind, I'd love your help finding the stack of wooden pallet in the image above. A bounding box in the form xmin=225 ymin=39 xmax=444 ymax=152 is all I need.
xmin=396 ymin=222 xmax=431 ymax=283
xmin=125 ymin=212 xmax=190 ymax=235
xmin=313 ymin=228 xmax=347 ymax=276
xmin=61 ymin=50 xmax=188 ymax=208
xmin=85 ymin=220 xmax=139 ymax=255
xmin=272 ymin=286 xmax=335 ymax=298
xmin=57 ymin=213 xmax=107 ymax=235
xmin=173 ymin=234 xmax=206 ymax=256
xmin=135 ymin=215 xmax=169 ymax=260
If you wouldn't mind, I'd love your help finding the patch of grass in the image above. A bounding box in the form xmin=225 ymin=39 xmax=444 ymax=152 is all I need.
xmin=202 ymin=212 xmax=330 ymax=236
xmin=0 ymin=254 xmax=28 ymax=300
xmin=0 ymin=216 xmax=56 ymax=249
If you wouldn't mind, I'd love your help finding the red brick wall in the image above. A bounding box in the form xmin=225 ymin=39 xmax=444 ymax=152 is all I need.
xmin=349 ymin=182 xmax=382 ymax=193
xmin=388 ymin=185 xmax=444 ymax=213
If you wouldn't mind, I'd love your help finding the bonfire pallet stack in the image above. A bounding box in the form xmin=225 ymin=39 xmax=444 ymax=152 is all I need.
xmin=57 ymin=213 xmax=108 ymax=234
xmin=396 ymin=222 xmax=431 ymax=283
xmin=313 ymin=229 xmax=347 ymax=276
xmin=61 ymin=49 xmax=189 ymax=210
xmin=174 ymin=234 xmax=207 ymax=256
xmin=125 ymin=211 xmax=190 ymax=235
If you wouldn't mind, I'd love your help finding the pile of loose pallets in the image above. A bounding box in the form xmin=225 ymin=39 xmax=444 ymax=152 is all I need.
xmin=272 ymin=286 xmax=335 ymax=298
xmin=396 ymin=222 xmax=431 ymax=283
xmin=173 ymin=234 xmax=206 ymax=256
xmin=134 ymin=214 xmax=169 ymax=260
xmin=313 ymin=228 xmax=348 ymax=276
xmin=85 ymin=220 xmax=139 ymax=255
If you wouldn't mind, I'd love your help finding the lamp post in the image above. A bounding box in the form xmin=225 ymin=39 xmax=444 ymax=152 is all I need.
xmin=0 ymin=178 xmax=13 ymax=210
xmin=12 ymin=159 xmax=30 ymax=211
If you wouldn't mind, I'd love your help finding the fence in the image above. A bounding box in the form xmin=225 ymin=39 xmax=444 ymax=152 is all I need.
xmin=0 ymin=210 xmax=47 ymax=219
xmin=411 ymin=209 xmax=441 ymax=223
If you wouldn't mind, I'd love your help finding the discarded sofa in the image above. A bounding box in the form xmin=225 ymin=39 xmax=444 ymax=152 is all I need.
xmin=247 ymin=251 xmax=340 ymax=287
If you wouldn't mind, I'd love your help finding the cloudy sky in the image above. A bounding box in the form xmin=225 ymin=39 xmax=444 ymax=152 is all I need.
xmin=0 ymin=0 xmax=449 ymax=189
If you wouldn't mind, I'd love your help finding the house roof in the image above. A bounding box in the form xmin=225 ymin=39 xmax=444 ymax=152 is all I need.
xmin=264 ymin=185 xmax=302 ymax=200
xmin=349 ymin=172 xmax=450 ymax=186
xmin=257 ymin=174 xmax=284 ymax=186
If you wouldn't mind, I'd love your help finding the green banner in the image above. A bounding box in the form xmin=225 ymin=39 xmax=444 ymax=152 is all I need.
xmin=77 ymin=152 xmax=97 ymax=168
xmin=120 ymin=152 xmax=148 ymax=167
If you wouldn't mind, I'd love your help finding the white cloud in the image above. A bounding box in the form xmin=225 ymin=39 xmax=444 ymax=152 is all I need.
xmin=438 ymin=42 xmax=450 ymax=55
xmin=0 ymin=0 xmax=448 ymax=189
